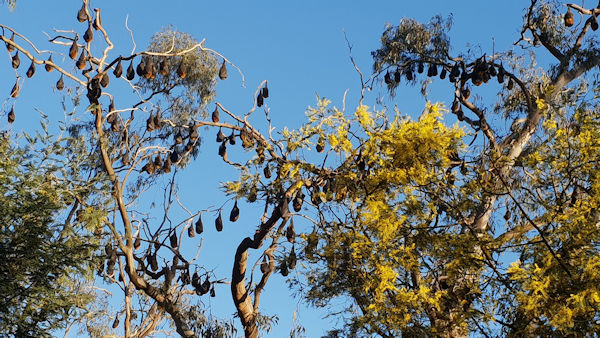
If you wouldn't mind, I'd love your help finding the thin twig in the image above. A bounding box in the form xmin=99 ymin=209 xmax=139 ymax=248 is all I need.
xmin=496 ymin=170 xmax=573 ymax=278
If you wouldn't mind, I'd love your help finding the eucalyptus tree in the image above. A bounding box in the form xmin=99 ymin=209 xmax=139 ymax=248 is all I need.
xmin=1 ymin=1 xmax=239 ymax=336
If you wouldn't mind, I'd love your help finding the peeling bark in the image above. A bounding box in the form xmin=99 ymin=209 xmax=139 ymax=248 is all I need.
xmin=231 ymin=199 xmax=288 ymax=338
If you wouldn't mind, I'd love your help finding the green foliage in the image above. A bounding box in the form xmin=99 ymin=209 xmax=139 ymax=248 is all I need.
xmin=372 ymin=15 xmax=451 ymax=71
xmin=371 ymin=15 xmax=451 ymax=94
xmin=143 ymin=26 xmax=219 ymax=123
xmin=184 ymin=304 xmax=238 ymax=337
xmin=0 ymin=138 xmax=99 ymax=337
xmin=109 ymin=27 xmax=220 ymax=176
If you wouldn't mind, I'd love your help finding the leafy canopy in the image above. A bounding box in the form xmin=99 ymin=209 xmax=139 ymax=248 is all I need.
xmin=0 ymin=137 xmax=100 ymax=337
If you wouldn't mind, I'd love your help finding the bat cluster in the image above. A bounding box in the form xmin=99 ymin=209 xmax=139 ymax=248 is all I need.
xmin=3 ymin=2 xmax=236 ymax=177
xmin=278 ymin=222 xmax=298 ymax=277
xmin=260 ymin=221 xmax=297 ymax=277
xmin=382 ymin=52 xmax=515 ymax=124
xmin=256 ymin=82 xmax=269 ymax=107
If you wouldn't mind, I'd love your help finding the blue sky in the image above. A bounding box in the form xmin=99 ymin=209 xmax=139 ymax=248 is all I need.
xmin=1 ymin=1 xmax=546 ymax=336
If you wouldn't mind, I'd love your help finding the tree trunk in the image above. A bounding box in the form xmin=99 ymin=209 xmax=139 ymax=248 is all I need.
xmin=231 ymin=199 xmax=288 ymax=337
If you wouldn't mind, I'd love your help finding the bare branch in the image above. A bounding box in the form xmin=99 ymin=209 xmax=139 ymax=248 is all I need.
xmin=0 ymin=34 xmax=86 ymax=86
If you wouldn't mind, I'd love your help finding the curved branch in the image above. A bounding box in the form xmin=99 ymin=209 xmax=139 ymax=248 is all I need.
xmin=231 ymin=189 xmax=295 ymax=338
xmin=0 ymin=34 xmax=86 ymax=86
